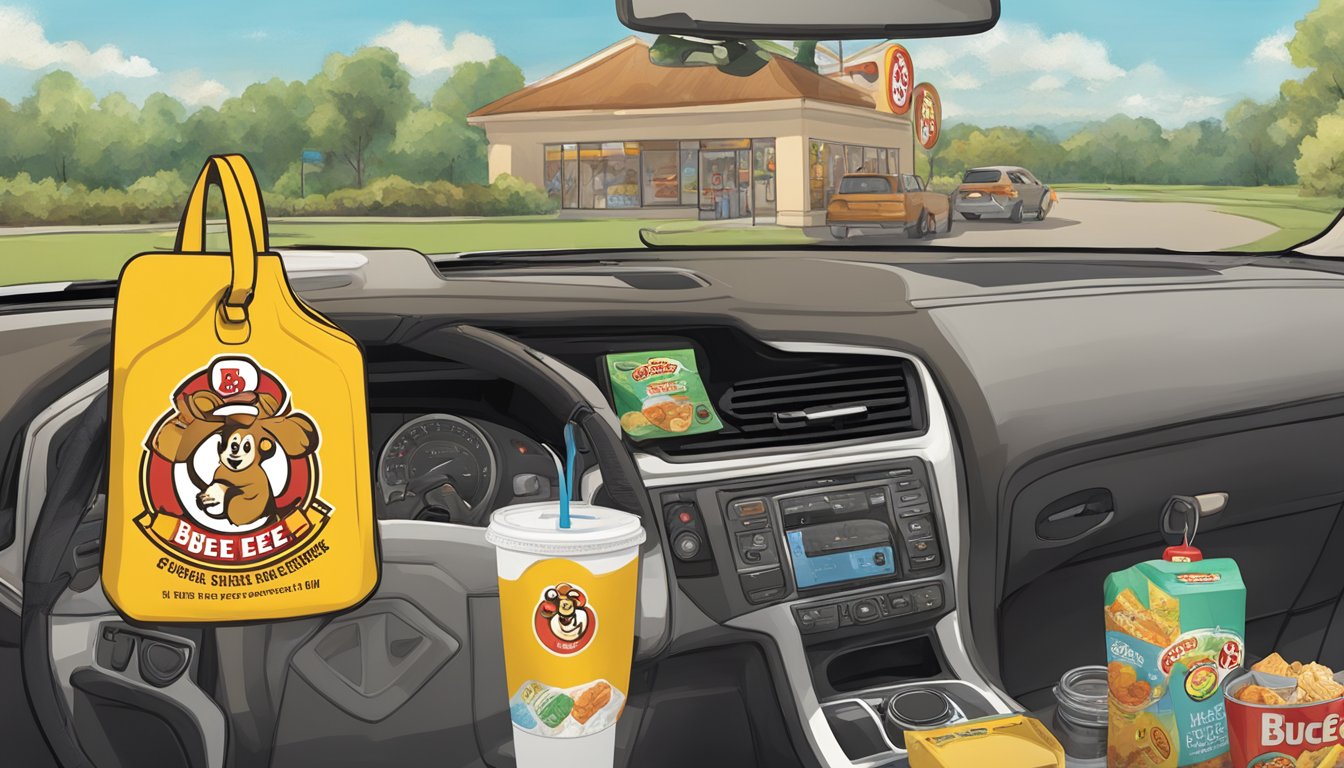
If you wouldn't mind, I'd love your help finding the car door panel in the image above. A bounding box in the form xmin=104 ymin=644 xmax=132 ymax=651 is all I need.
xmin=998 ymin=407 xmax=1344 ymax=707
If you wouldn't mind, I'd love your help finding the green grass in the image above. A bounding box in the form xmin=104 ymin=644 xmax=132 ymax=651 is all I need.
xmin=0 ymin=215 xmax=813 ymax=286
xmin=1056 ymin=184 xmax=1344 ymax=251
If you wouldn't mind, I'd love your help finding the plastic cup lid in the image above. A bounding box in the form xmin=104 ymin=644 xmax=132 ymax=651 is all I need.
xmin=486 ymin=501 xmax=646 ymax=557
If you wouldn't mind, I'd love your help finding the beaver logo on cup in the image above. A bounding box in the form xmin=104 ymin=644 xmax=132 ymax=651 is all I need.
xmin=535 ymin=582 xmax=597 ymax=655
xmin=135 ymin=356 xmax=332 ymax=569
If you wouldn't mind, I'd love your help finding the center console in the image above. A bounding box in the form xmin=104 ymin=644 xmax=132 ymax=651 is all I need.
xmin=622 ymin=342 xmax=1018 ymax=768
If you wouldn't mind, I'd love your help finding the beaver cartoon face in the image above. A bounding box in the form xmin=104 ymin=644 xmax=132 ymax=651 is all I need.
xmin=153 ymin=387 xmax=318 ymax=527
xmin=539 ymin=584 xmax=590 ymax=643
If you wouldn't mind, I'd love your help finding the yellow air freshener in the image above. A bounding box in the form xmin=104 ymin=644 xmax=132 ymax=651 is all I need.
xmin=102 ymin=154 xmax=378 ymax=623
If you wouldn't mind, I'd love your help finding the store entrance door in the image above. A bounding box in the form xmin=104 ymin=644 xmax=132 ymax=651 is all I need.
xmin=700 ymin=150 xmax=740 ymax=220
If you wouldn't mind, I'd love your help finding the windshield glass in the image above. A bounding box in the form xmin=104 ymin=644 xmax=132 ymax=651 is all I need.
xmin=839 ymin=177 xmax=893 ymax=194
xmin=2 ymin=1 xmax=1343 ymax=285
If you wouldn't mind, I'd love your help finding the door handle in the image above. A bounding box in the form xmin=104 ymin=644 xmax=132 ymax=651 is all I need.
xmin=1036 ymin=489 xmax=1114 ymax=541
xmin=1160 ymin=493 xmax=1229 ymax=537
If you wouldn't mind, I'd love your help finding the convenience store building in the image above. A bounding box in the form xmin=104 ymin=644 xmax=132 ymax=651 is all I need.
xmin=468 ymin=38 xmax=916 ymax=227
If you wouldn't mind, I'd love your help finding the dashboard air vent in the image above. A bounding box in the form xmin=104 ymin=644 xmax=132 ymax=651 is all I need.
xmin=656 ymin=356 xmax=923 ymax=458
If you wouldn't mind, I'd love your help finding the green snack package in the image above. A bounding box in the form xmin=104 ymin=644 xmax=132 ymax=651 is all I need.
xmin=606 ymin=349 xmax=723 ymax=440
xmin=1104 ymin=556 xmax=1245 ymax=767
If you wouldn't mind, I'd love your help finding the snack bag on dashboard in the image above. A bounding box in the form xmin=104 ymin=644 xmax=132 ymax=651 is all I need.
xmin=605 ymin=349 xmax=722 ymax=439
xmin=1224 ymin=653 xmax=1344 ymax=767
xmin=1105 ymin=555 xmax=1245 ymax=767
xmin=102 ymin=154 xmax=379 ymax=623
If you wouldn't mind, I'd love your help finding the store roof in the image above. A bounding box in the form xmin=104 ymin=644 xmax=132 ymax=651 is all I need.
xmin=470 ymin=37 xmax=875 ymax=118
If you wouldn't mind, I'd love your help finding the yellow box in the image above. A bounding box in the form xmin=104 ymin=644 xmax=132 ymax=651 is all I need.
xmin=905 ymin=714 xmax=1065 ymax=768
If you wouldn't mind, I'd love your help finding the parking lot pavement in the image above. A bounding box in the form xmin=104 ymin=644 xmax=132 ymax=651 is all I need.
xmin=810 ymin=197 xmax=1278 ymax=251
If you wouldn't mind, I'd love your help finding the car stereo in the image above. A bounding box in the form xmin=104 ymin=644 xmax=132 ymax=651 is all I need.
xmin=779 ymin=488 xmax=898 ymax=590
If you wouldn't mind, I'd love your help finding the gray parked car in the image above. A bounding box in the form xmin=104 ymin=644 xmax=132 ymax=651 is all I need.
xmin=954 ymin=165 xmax=1056 ymax=222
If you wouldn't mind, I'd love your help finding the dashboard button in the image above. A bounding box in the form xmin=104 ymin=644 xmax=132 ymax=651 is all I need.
xmin=897 ymin=491 xmax=928 ymax=507
xmin=898 ymin=505 xmax=931 ymax=519
xmin=852 ymin=598 xmax=880 ymax=622
xmin=888 ymin=592 xmax=914 ymax=615
xmin=673 ymin=532 xmax=702 ymax=560
xmin=906 ymin=539 xmax=936 ymax=557
xmin=901 ymin=516 xmax=934 ymax=538
xmin=913 ymin=586 xmax=944 ymax=610
xmin=734 ymin=499 xmax=767 ymax=518
xmin=746 ymin=586 xmax=784 ymax=604
xmin=740 ymin=568 xmax=784 ymax=594
xmin=911 ymin=553 xmax=942 ymax=570
xmin=887 ymin=467 xmax=915 ymax=477
xmin=895 ymin=479 xmax=921 ymax=491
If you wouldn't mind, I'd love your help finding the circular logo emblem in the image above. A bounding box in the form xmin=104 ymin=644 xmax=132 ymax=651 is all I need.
xmin=1150 ymin=725 xmax=1172 ymax=759
xmin=884 ymin=45 xmax=914 ymax=114
xmin=137 ymin=355 xmax=330 ymax=569
xmin=1218 ymin=640 xmax=1243 ymax=670
xmin=913 ymin=82 xmax=942 ymax=150
xmin=534 ymin=582 xmax=597 ymax=655
xmin=1185 ymin=663 xmax=1220 ymax=702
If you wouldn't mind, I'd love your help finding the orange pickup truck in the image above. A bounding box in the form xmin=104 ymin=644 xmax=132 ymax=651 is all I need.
xmin=826 ymin=173 xmax=952 ymax=239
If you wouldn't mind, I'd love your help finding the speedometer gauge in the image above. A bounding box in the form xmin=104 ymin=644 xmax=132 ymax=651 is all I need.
xmin=378 ymin=414 xmax=497 ymax=513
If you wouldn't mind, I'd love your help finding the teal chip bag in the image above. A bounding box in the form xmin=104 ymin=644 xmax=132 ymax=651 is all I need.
xmin=606 ymin=349 xmax=723 ymax=440
xmin=1104 ymin=556 xmax=1245 ymax=767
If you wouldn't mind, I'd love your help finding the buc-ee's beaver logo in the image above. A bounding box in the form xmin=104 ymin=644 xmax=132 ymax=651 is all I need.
xmin=135 ymin=356 xmax=332 ymax=570
xmin=534 ymin=583 xmax=596 ymax=655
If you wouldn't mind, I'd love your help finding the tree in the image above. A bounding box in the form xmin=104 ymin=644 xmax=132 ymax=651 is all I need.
xmin=220 ymin=78 xmax=314 ymax=188
xmin=24 ymin=71 xmax=95 ymax=183
xmin=431 ymin=56 xmax=524 ymax=120
xmin=307 ymin=47 xmax=415 ymax=188
xmin=1225 ymin=99 xmax=1298 ymax=186
xmin=1279 ymin=0 xmax=1344 ymax=145
xmin=385 ymin=108 xmax=478 ymax=183
xmin=1297 ymin=104 xmax=1344 ymax=196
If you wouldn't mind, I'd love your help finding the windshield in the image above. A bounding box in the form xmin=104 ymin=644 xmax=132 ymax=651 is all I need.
xmin=2 ymin=1 xmax=1343 ymax=285
xmin=839 ymin=177 xmax=893 ymax=194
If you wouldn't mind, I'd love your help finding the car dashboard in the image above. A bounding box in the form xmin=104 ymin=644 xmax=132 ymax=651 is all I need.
xmin=8 ymin=244 xmax=1344 ymax=768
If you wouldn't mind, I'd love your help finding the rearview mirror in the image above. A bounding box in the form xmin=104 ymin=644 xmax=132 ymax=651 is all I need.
xmin=617 ymin=0 xmax=999 ymax=40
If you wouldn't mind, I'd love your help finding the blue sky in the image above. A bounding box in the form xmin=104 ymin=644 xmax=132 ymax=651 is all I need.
xmin=0 ymin=0 xmax=1319 ymax=128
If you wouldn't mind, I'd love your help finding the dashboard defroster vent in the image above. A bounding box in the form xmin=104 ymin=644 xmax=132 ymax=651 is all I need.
xmin=656 ymin=356 xmax=924 ymax=458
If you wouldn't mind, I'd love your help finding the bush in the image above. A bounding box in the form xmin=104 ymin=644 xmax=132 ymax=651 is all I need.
xmin=0 ymin=172 xmax=556 ymax=226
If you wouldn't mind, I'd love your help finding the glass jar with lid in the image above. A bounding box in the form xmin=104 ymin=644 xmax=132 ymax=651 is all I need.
xmin=1052 ymin=666 xmax=1108 ymax=767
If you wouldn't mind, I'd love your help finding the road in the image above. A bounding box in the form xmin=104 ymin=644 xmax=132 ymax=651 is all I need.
xmin=810 ymin=196 xmax=1278 ymax=251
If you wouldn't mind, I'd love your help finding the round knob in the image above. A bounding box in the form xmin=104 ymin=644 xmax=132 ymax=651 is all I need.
xmin=673 ymin=531 xmax=702 ymax=560
xmin=884 ymin=689 xmax=954 ymax=731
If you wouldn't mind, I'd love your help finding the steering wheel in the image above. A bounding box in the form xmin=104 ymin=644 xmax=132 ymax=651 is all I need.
xmin=21 ymin=324 xmax=657 ymax=768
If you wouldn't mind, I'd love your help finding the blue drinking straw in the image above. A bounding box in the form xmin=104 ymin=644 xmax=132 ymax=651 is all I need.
xmin=559 ymin=422 xmax=576 ymax=529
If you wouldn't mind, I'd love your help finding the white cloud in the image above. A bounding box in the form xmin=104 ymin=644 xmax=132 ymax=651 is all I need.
xmin=244 ymin=30 xmax=269 ymax=41
xmin=940 ymin=72 xmax=982 ymax=90
xmin=370 ymin=22 xmax=495 ymax=77
xmin=1250 ymin=30 xmax=1292 ymax=64
xmin=0 ymin=5 xmax=156 ymax=78
xmin=1028 ymin=75 xmax=1064 ymax=92
xmin=171 ymin=71 xmax=230 ymax=108
xmin=915 ymin=22 xmax=1125 ymax=83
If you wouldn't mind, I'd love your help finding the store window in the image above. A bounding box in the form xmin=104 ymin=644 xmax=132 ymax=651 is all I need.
xmin=863 ymin=146 xmax=879 ymax=172
xmin=809 ymin=141 xmax=826 ymax=210
xmin=641 ymin=141 xmax=680 ymax=206
xmin=680 ymin=141 xmax=699 ymax=206
xmin=578 ymin=142 xmax=640 ymax=209
xmin=752 ymin=139 xmax=776 ymax=218
xmin=562 ymin=144 xmax=578 ymax=208
xmin=887 ymin=148 xmax=900 ymax=176
xmin=544 ymin=144 xmax=562 ymax=203
xmin=845 ymin=145 xmax=863 ymax=175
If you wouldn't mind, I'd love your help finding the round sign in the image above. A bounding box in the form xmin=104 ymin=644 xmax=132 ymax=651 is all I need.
xmin=913 ymin=82 xmax=942 ymax=150
xmin=711 ymin=172 xmax=723 ymax=188
xmin=884 ymin=45 xmax=914 ymax=115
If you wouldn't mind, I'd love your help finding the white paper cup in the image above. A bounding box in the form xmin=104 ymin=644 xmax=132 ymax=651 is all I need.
xmin=486 ymin=501 xmax=646 ymax=768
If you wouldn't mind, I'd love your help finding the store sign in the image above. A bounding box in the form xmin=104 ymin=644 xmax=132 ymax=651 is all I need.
xmin=884 ymin=45 xmax=914 ymax=115
xmin=913 ymin=82 xmax=942 ymax=150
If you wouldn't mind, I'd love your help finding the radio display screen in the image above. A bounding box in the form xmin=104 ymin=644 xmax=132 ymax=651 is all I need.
xmin=786 ymin=530 xmax=895 ymax=589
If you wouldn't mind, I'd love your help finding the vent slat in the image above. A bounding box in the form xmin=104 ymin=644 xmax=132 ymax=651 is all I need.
xmin=657 ymin=356 xmax=920 ymax=458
